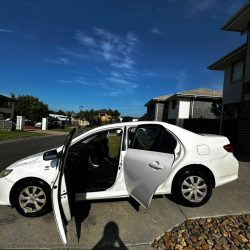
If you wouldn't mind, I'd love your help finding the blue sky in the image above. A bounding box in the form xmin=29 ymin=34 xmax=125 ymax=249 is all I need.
xmin=0 ymin=0 xmax=246 ymax=116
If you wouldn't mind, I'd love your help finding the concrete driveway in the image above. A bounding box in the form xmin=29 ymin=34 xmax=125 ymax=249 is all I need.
xmin=0 ymin=136 xmax=249 ymax=249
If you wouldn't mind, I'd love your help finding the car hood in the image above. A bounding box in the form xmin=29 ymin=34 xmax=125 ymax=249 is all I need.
xmin=7 ymin=152 xmax=45 ymax=169
xmin=7 ymin=148 xmax=61 ymax=169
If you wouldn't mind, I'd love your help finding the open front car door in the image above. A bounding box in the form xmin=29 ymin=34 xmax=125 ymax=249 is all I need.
xmin=51 ymin=128 xmax=76 ymax=245
xmin=124 ymin=124 xmax=176 ymax=208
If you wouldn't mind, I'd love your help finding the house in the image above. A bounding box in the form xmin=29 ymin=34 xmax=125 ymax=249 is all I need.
xmin=49 ymin=113 xmax=68 ymax=122
xmin=145 ymin=88 xmax=222 ymax=126
xmin=96 ymin=109 xmax=112 ymax=124
xmin=208 ymin=1 xmax=250 ymax=154
xmin=0 ymin=93 xmax=15 ymax=120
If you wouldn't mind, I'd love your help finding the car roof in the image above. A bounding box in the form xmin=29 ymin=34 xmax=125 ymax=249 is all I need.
xmin=70 ymin=121 xmax=200 ymax=146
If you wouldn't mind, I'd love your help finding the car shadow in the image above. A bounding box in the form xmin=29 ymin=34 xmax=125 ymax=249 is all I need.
xmin=73 ymin=196 xmax=166 ymax=243
xmin=164 ymin=193 xmax=178 ymax=202
xmin=74 ymin=200 xmax=91 ymax=242
xmin=92 ymin=221 xmax=128 ymax=250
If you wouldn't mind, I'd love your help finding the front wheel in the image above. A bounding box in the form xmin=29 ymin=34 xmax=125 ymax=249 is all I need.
xmin=13 ymin=180 xmax=51 ymax=217
xmin=173 ymin=170 xmax=212 ymax=207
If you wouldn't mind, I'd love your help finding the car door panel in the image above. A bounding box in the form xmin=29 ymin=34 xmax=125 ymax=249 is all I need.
xmin=60 ymin=174 xmax=71 ymax=222
xmin=124 ymin=148 xmax=174 ymax=208
xmin=51 ymin=171 xmax=68 ymax=245
xmin=124 ymin=124 xmax=176 ymax=208
xmin=52 ymin=128 xmax=76 ymax=245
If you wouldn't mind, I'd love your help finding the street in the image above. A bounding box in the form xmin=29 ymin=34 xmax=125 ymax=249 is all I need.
xmin=0 ymin=136 xmax=249 ymax=249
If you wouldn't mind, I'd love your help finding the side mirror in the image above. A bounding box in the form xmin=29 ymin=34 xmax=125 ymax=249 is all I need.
xmin=43 ymin=149 xmax=59 ymax=161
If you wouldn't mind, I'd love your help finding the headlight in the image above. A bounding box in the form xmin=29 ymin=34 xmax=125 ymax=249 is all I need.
xmin=0 ymin=169 xmax=13 ymax=178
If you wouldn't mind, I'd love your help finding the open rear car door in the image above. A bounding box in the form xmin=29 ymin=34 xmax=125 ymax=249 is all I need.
xmin=124 ymin=124 xmax=175 ymax=208
xmin=51 ymin=128 xmax=76 ymax=245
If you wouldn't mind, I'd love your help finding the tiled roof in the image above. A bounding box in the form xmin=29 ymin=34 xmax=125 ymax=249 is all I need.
xmin=0 ymin=93 xmax=13 ymax=100
xmin=153 ymin=94 xmax=173 ymax=101
xmin=176 ymin=88 xmax=222 ymax=97
xmin=145 ymin=88 xmax=222 ymax=106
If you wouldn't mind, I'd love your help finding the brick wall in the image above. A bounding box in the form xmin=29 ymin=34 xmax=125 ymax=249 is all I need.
xmin=238 ymin=100 xmax=250 ymax=154
xmin=193 ymin=99 xmax=220 ymax=119
xmin=242 ymin=81 xmax=250 ymax=95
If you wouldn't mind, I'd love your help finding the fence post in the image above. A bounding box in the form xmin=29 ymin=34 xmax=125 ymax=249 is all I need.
xmin=16 ymin=116 xmax=25 ymax=130
xmin=42 ymin=117 xmax=48 ymax=130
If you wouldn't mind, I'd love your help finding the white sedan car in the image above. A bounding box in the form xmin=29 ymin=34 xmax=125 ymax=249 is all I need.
xmin=0 ymin=122 xmax=238 ymax=244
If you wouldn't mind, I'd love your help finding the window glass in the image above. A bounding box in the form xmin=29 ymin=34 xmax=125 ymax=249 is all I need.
xmin=128 ymin=127 xmax=137 ymax=148
xmin=74 ymin=129 xmax=122 ymax=159
xmin=232 ymin=60 xmax=244 ymax=82
xmin=129 ymin=125 xmax=177 ymax=154
xmin=172 ymin=99 xmax=177 ymax=109
xmin=67 ymin=128 xmax=123 ymax=192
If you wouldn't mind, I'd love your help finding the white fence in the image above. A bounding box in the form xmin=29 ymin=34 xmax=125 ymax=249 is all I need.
xmin=0 ymin=120 xmax=13 ymax=130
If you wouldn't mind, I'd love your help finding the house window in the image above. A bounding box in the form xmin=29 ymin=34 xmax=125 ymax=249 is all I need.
xmin=0 ymin=100 xmax=12 ymax=108
xmin=172 ymin=99 xmax=177 ymax=109
xmin=231 ymin=60 xmax=244 ymax=82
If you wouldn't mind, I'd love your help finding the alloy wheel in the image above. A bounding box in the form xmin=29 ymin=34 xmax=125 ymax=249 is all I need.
xmin=181 ymin=175 xmax=207 ymax=203
xmin=18 ymin=186 xmax=47 ymax=214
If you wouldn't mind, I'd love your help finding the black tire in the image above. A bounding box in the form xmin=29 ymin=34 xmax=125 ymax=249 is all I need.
xmin=173 ymin=169 xmax=212 ymax=207
xmin=13 ymin=180 xmax=51 ymax=217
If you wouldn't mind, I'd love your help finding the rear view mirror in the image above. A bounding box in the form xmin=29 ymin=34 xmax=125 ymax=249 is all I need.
xmin=43 ymin=149 xmax=59 ymax=161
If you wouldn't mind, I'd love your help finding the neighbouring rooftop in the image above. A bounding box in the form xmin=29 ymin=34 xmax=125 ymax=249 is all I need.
xmin=222 ymin=0 xmax=250 ymax=32
xmin=145 ymin=88 xmax=222 ymax=106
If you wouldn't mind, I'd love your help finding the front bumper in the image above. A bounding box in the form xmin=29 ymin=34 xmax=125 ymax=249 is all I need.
xmin=0 ymin=177 xmax=14 ymax=206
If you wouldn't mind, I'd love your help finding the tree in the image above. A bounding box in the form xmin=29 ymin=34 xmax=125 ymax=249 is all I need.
xmin=76 ymin=109 xmax=98 ymax=126
xmin=107 ymin=109 xmax=120 ymax=122
xmin=14 ymin=95 xmax=49 ymax=123
xmin=65 ymin=110 xmax=74 ymax=124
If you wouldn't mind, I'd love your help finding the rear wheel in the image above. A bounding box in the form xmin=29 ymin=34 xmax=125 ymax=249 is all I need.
xmin=13 ymin=180 xmax=51 ymax=217
xmin=173 ymin=170 xmax=212 ymax=207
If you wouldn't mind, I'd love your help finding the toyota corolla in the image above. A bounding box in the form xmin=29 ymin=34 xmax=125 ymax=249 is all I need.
xmin=0 ymin=121 xmax=239 ymax=244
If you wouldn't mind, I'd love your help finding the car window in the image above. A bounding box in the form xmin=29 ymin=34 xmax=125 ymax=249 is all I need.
xmin=71 ymin=129 xmax=122 ymax=159
xmin=66 ymin=129 xmax=123 ymax=192
xmin=128 ymin=127 xmax=137 ymax=148
xmin=129 ymin=125 xmax=177 ymax=154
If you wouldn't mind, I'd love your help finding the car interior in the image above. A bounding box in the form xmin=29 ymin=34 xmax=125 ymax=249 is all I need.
xmin=65 ymin=129 xmax=122 ymax=192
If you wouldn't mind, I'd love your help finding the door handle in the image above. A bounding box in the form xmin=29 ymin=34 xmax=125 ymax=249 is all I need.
xmin=149 ymin=161 xmax=164 ymax=170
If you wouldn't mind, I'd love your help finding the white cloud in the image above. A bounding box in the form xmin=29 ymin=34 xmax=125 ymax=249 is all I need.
xmin=110 ymin=71 xmax=122 ymax=78
xmin=186 ymin=0 xmax=245 ymax=17
xmin=75 ymin=30 xmax=96 ymax=46
xmin=141 ymin=69 xmax=165 ymax=78
xmin=106 ymin=77 xmax=130 ymax=85
xmin=168 ymin=70 xmax=188 ymax=90
xmin=46 ymin=57 xmax=70 ymax=65
xmin=58 ymin=77 xmax=89 ymax=86
xmin=102 ymin=90 xmax=122 ymax=97
xmin=151 ymin=27 xmax=164 ymax=35
xmin=57 ymin=47 xmax=91 ymax=60
xmin=72 ymin=27 xmax=139 ymax=96
xmin=74 ymin=27 xmax=138 ymax=70
xmin=187 ymin=0 xmax=216 ymax=16
xmin=0 ymin=28 xmax=13 ymax=33
xmin=111 ymin=57 xmax=134 ymax=69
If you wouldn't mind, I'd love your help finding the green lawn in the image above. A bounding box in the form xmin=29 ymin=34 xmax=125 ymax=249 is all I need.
xmin=109 ymin=135 xmax=122 ymax=158
xmin=0 ymin=130 xmax=44 ymax=140
xmin=49 ymin=126 xmax=74 ymax=132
